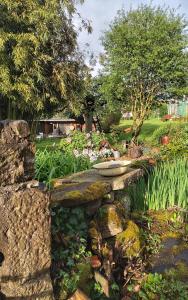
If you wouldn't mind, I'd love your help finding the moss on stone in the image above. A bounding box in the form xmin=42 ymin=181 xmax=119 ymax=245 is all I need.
xmin=64 ymin=190 xmax=83 ymax=201
xmin=63 ymin=181 xmax=110 ymax=203
xmin=96 ymin=204 xmax=123 ymax=238
xmin=77 ymin=262 xmax=93 ymax=293
xmin=116 ymin=220 xmax=141 ymax=258
xmin=84 ymin=181 xmax=110 ymax=201
xmin=149 ymin=210 xmax=174 ymax=224
xmin=161 ymin=231 xmax=182 ymax=240
xmin=89 ymin=220 xmax=102 ymax=253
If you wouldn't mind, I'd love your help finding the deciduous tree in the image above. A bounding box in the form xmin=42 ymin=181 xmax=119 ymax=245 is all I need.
xmin=101 ymin=4 xmax=188 ymax=144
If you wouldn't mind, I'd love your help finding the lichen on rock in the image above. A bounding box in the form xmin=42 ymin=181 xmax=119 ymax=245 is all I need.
xmin=50 ymin=181 xmax=111 ymax=207
xmin=89 ymin=220 xmax=102 ymax=253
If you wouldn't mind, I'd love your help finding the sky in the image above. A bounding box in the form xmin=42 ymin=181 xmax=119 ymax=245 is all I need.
xmin=76 ymin=0 xmax=188 ymax=73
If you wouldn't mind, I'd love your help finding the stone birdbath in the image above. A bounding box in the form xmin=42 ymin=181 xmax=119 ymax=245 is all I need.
xmin=93 ymin=160 xmax=132 ymax=177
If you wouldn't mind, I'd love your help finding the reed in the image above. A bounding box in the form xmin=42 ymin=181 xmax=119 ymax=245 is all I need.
xmin=130 ymin=158 xmax=188 ymax=211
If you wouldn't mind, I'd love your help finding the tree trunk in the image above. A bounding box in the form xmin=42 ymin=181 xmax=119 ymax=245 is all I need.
xmin=85 ymin=111 xmax=93 ymax=133
xmin=130 ymin=119 xmax=144 ymax=146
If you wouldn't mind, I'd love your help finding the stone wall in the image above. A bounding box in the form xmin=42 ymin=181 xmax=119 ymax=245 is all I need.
xmin=0 ymin=120 xmax=54 ymax=299
xmin=0 ymin=120 xmax=145 ymax=300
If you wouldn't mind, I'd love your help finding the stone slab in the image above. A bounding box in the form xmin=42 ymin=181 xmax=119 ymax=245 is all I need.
xmin=50 ymin=181 xmax=111 ymax=207
xmin=52 ymin=167 xmax=144 ymax=192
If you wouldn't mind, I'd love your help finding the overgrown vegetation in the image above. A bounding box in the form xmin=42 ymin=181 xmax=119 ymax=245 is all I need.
xmin=59 ymin=131 xmax=107 ymax=153
xmin=149 ymin=123 xmax=188 ymax=158
xmin=35 ymin=149 xmax=91 ymax=186
xmin=133 ymin=273 xmax=188 ymax=300
xmin=51 ymin=206 xmax=91 ymax=299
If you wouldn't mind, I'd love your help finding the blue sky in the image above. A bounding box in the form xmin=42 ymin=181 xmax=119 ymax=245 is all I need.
xmin=77 ymin=0 xmax=188 ymax=73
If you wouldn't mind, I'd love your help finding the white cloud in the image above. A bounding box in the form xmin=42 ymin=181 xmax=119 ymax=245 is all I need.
xmin=77 ymin=0 xmax=188 ymax=74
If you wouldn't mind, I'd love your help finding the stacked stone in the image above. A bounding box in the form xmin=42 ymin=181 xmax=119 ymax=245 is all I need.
xmin=0 ymin=120 xmax=54 ymax=299
xmin=0 ymin=120 xmax=35 ymax=185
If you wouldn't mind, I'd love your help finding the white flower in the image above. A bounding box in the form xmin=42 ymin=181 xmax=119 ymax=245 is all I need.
xmin=73 ymin=149 xmax=80 ymax=157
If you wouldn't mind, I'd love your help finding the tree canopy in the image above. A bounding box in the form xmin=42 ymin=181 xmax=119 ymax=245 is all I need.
xmin=0 ymin=0 xmax=88 ymax=119
xmin=101 ymin=4 xmax=188 ymax=142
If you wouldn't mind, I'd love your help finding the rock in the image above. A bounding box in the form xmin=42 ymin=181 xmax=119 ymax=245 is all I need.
xmin=0 ymin=184 xmax=53 ymax=299
xmin=68 ymin=289 xmax=91 ymax=300
xmin=128 ymin=145 xmax=143 ymax=159
xmin=0 ymin=120 xmax=35 ymax=186
xmin=116 ymin=220 xmax=141 ymax=258
xmin=90 ymin=256 xmax=101 ymax=269
xmin=96 ymin=204 xmax=124 ymax=238
xmin=114 ymin=190 xmax=131 ymax=215
xmin=103 ymin=192 xmax=115 ymax=204
xmin=89 ymin=220 xmax=102 ymax=253
xmin=94 ymin=271 xmax=109 ymax=297
xmin=86 ymin=199 xmax=102 ymax=216
xmin=50 ymin=181 xmax=111 ymax=207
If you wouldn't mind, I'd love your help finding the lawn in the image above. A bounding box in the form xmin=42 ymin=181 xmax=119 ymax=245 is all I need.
xmin=118 ymin=118 xmax=184 ymax=142
xmin=35 ymin=137 xmax=61 ymax=151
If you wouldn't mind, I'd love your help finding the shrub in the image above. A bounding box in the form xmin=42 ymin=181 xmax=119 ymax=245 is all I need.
xmin=137 ymin=273 xmax=188 ymax=300
xmin=148 ymin=123 xmax=188 ymax=158
xmin=59 ymin=131 xmax=108 ymax=153
xmin=59 ymin=131 xmax=88 ymax=152
xmin=100 ymin=110 xmax=122 ymax=133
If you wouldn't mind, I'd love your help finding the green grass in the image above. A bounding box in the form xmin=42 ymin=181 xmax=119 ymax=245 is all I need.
xmin=35 ymin=149 xmax=91 ymax=185
xmin=118 ymin=118 xmax=167 ymax=142
xmin=119 ymin=118 xmax=188 ymax=143
xmin=35 ymin=137 xmax=61 ymax=151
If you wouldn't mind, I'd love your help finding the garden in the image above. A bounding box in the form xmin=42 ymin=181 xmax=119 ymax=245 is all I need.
xmin=34 ymin=117 xmax=188 ymax=300
xmin=1 ymin=1 xmax=188 ymax=299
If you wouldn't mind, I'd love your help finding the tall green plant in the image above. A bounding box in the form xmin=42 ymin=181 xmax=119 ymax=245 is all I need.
xmin=35 ymin=149 xmax=91 ymax=186
xmin=129 ymin=158 xmax=188 ymax=211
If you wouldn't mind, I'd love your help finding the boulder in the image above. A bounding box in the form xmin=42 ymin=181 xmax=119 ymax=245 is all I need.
xmin=68 ymin=289 xmax=91 ymax=300
xmin=94 ymin=271 xmax=109 ymax=297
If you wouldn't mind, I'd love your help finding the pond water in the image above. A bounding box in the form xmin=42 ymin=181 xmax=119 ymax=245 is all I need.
xmin=150 ymin=237 xmax=188 ymax=281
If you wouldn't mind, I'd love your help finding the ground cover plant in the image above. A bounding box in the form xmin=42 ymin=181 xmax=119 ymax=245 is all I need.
xmin=51 ymin=206 xmax=91 ymax=300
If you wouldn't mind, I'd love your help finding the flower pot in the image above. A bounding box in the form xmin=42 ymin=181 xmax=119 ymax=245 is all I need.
xmin=161 ymin=135 xmax=170 ymax=145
